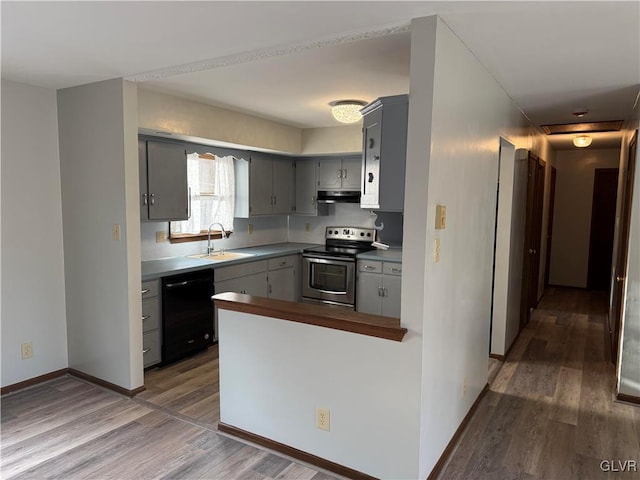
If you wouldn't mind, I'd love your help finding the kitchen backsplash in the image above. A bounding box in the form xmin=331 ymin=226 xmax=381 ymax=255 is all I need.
xmin=140 ymin=204 xmax=403 ymax=261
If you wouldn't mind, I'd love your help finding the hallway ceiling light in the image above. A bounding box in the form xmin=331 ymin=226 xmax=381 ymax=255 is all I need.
xmin=330 ymin=100 xmax=367 ymax=124
xmin=573 ymin=135 xmax=593 ymax=148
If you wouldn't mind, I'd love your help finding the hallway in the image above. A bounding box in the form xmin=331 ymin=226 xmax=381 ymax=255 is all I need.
xmin=438 ymin=287 xmax=640 ymax=479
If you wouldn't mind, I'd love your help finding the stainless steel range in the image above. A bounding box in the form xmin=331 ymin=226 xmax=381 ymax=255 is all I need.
xmin=302 ymin=226 xmax=376 ymax=309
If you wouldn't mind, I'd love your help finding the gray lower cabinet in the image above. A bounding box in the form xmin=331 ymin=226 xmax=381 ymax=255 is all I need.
xmin=139 ymin=139 xmax=189 ymax=221
xmin=356 ymin=260 xmax=402 ymax=318
xmin=142 ymin=280 xmax=162 ymax=368
xmin=215 ymin=260 xmax=269 ymax=296
xmin=267 ymin=255 xmax=299 ymax=301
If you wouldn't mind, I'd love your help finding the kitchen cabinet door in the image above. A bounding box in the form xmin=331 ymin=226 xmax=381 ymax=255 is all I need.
xmin=139 ymin=140 xmax=149 ymax=220
xmin=340 ymin=156 xmax=362 ymax=190
xmin=249 ymin=154 xmax=273 ymax=216
xmin=216 ymin=272 xmax=267 ymax=297
xmin=145 ymin=141 xmax=189 ymax=220
xmin=356 ymin=271 xmax=382 ymax=315
xmin=361 ymin=108 xmax=382 ymax=208
xmin=317 ymin=158 xmax=343 ymax=190
xmin=272 ymin=158 xmax=294 ymax=214
xmin=268 ymin=267 xmax=296 ymax=301
xmin=381 ymin=275 xmax=401 ymax=318
xmin=295 ymin=160 xmax=317 ymax=215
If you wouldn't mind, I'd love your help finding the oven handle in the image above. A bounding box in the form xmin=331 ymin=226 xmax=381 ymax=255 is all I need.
xmin=316 ymin=288 xmax=348 ymax=295
xmin=302 ymin=254 xmax=355 ymax=264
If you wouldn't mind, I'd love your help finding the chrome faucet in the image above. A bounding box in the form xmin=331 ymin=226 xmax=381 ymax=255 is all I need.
xmin=207 ymin=222 xmax=227 ymax=255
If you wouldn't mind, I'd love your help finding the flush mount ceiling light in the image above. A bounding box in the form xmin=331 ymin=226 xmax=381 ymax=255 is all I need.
xmin=330 ymin=100 xmax=367 ymax=124
xmin=573 ymin=135 xmax=593 ymax=148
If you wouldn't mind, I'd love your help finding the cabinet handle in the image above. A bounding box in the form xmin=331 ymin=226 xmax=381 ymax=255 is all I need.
xmin=141 ymin=289 xmax=150 ymax=295
xmin=268 ymin=284 xmax=272 ymax=294
xmin=273 ymin=195 xmax=277 ymax=205
xmin=378 ymin=286 xmax=383 ymax=297
xmin=374 ymin=155 xmax=380 ymax=161
xmin=343 ymin=169 xmax=347 ymax=178
xmin=368 ymin=172 xmax=374 ymax=183
xmin=337 ymin=169 xmax=343 ymax=178
xmin=312 ymin=195 xmax=316 ymax=205
xmin=391 ymin=267 xmax=402 ymax=273
xmin=142 ymin=315 xmax=150 ymax=321
xmin=383 ymin=287 xmax=388 ymax=297
xmin=187 ymin=187 xmax=192 ymax=219
xmin=143 ymin=348 xmax=151 ymax=354
xmin=150 ymin=193 xmax=155 ymax=205
xmin=369 ymin=138 xmax=375 ymax=149
xmin=364 ymin=265 xmax=376 ymax=270
xmin=279 ymin=261 xmax=287 ymax=266
xmin=142 ymin=193 xmax=148 ymax=206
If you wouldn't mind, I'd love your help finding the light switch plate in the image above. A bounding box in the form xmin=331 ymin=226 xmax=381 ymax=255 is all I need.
xmin=435 ymin=205 xmax=446 ymax=230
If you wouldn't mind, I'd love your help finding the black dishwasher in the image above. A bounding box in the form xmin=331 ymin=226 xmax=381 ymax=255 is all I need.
xmin=162 ymin=269 xmax=214 ymax=365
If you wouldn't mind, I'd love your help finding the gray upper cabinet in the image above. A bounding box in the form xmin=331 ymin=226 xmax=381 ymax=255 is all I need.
xmin=360 ymin=95 xmax=409 ymax=211
xmin=294 ymin=159 xmax=319 ymax=215
xmin=317 ymin=156 xmax=362 ymax=191
xmin=248 ymin=152 xmax=294 ymax=216
xmin=139 ymin=139 xmax=189 ymax=221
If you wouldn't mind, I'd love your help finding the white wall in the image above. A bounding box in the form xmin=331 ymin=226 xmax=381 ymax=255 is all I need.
xmin=1 ymin=80 xmax=69 ymax=387
xmin=218 ymin=310 xmax=422 ymax=479
xmin=138 ymin=87 xmax=302 ymax=154
xmin=301 ymin=125 xmax=362 ymax=155
xmin=549 ymin=149 xmax=621 ymax=288
xmin=618 ymin=100 xmax=640 ymax=397
xmin=57 ymin=79 xmax=142 ymax=390
xmin=140 ymin=216 xmax=289 ymax=261
xmin=408 ymin=17 xmax=544 ymax=477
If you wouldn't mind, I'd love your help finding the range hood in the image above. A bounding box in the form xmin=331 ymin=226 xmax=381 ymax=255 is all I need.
xmin=316 ymin=190 xmax=361 ymax=204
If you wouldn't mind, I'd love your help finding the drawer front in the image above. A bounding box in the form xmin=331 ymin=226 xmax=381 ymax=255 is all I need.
xmin=142 ymin=298 xmax=160 ymax=333
xmin=358 ymin=260 xmax=382 ymax=274
xmin=268 ymin=255 xmax=298 ymax=271
xmin=215 ymin=260 xmax=268 ymax=282
xmin=383 ymin=262 xmax=403 ymax=276
xmin=143 ymin=330 xmax=161 ymax=368
xmin=142 ymin=279 xmax=159 ymax=299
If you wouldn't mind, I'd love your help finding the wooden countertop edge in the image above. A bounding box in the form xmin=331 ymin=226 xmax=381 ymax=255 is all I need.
xmin=213 ymin=293 xmax=407 ymax=342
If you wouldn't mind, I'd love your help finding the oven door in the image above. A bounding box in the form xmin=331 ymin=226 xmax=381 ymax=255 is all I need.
xmin=302 ymin=256 xmax=355 ymax=307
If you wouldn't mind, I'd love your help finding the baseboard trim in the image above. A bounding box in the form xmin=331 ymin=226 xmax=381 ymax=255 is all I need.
xmin=489 ymin=353 xmax=505 ymax=361
xmin=218 ymin=422 xmax=378 ymax=480
xmin=68 ymin=369 xmax=146 ymax=397
xmin=426 ymin=382 xmax=491 ymax=480
xmin=1 ymin=368 xmax=69 ymax=395
xmin=490 ymin=327 xmax=519 ymax=363
xmin=616 ymin=392 xmax=640 ymax=406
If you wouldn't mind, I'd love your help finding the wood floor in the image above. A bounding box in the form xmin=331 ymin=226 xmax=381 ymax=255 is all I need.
xmin=438 ymin=287 xmax=640 ymax=480
xmin=3 ymin=287 xmax=638 ymax=479
xmin=1 ymin=350 xmax=339 ymax=480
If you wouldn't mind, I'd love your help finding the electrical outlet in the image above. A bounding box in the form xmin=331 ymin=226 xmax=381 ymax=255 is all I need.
xmin=112 ymin=224 xmax=121 ymax=241
xmin=155 ymin=231 xmax=167 ymax=243
xmin=21 ymin=342 xmax=33 ymax=359
xmin=248 ymin=224 xmax=254 ymax=235
xmin=305 ymin=223 xmax=311 ymax=232
xmin=316 ymin=407 xmax=330 ymax=431
xmin=434 ymin=238 xmax=441 ymax=263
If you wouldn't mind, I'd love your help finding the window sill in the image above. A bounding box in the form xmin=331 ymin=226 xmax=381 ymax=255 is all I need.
xmin=170 ymin=230 xmax=233 ymax=244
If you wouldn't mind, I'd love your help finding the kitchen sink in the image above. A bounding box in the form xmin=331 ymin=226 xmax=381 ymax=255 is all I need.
xmin=188 ymin=251 xmax=256 ymax=262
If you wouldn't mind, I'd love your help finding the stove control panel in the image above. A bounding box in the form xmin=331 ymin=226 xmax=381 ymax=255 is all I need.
xmin=325 ymin=226 xmax=376 ymax=242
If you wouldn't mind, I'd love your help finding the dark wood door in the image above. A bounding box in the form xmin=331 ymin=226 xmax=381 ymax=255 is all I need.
xmin=520 ymin=153 xmax=545 ymax=327
xmin=610 ymin=131 xmax=637 ymax=363
xmin=587 ymin=169 xmax=619 ymax=291
xmin=544 ymin=167 xmax=557 ymax=287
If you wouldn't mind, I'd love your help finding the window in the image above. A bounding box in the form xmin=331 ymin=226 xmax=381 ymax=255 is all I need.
xmin=170 ymin=152 xmax=235 ymax=242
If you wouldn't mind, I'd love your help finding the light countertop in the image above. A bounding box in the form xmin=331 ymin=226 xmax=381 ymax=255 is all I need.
xmin=142 ymin=242 xmax=320 ymax=281
xmin=356 ymin=248 xmax=403 ymax=263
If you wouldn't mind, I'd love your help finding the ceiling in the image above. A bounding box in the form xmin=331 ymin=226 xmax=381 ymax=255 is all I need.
xmin=2 ymin=1 xmax=639 ymax=149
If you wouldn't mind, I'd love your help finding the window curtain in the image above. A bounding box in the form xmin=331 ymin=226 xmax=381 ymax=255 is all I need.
xmin=171 ymin=153 xmax=235 ymax=234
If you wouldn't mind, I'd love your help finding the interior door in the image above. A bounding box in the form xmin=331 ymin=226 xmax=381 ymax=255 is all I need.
xmin=587 ymin=168 xmax=619 ymax=290
xmin=520 ymin=153 xmax=545 ymax=327
xmin=544 ymin=167 xmax=557 ymax=287
xmin=610 ymin=131 xmax=637 ymax=364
